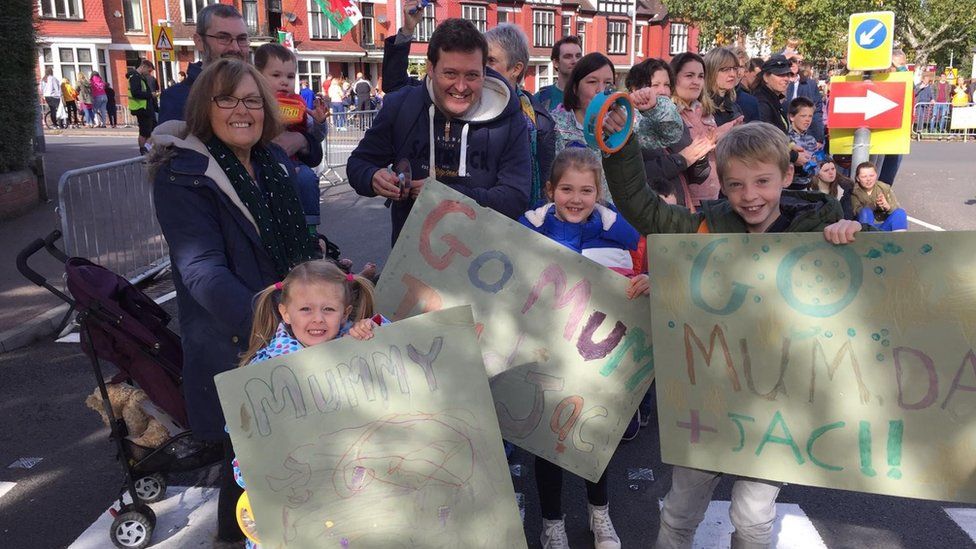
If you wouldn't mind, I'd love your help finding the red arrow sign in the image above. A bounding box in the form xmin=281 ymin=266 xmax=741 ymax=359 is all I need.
xmin=828 ymin=81 xmax=906 ymax=129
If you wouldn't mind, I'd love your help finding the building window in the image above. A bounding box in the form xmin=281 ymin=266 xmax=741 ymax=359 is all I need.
xmin=123 ymin=0 xmax=143 ymax=32
xmin=561 ymin=15 xmax=572 ymax=39
xmin=38 ymin=0 xmax=83 ymax=19
xmin=597 ymin=0 xmax=630 ymax=14
xmin=532 ymin=10 xmax=555 ymax=48
xmin=536 ymin=64 xmax=555 ymax=93
xmin=576 ymin=21 xmax=587 ymax=53
xmin=182 ymin=0 xmax=218 ymax=24
xmin=416 ymin=4 xmax=437 ymax=42
xmin=635 ymin=25 xmax=644 ymax=56
xmin=670 ymin=23 xmax=689 ymax=55
xmin=607 ymin=21 xmax=627 ymax=55
xmin=462 ymin=4 xmax=487 ymax=33
xmin=298 ymin=59 xmax=325 ymax=96
xmin=361 ymin=2 xmax=375 ymax=46
xmin=497 ymin=10 xmax=507 ymax=24
xmin=309 ymin=0 xmax=342 ymax=40
xmin=242 ymin=0 xmax=259 ymax=35
xmin=40 ymin=46 xmax=108 ymax=85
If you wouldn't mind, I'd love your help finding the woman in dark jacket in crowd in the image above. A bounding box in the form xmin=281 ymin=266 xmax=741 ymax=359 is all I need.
xmin=753 ymin=54 xmax=800 ymax=165
xmin=151 ymin=58 xmax=320 ymax=543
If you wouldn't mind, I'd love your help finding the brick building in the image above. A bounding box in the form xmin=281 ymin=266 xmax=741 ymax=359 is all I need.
xmin=375 ymin=0 xmax=699 ymax=92
xmin=36 ymin=0 xmax=698 ymax=107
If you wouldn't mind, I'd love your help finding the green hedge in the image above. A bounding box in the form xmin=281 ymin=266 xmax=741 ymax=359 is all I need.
xmin=0 ymin=0 xmax=39 ymax=174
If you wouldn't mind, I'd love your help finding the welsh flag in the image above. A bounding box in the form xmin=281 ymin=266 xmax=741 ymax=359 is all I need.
xmin=314 ymin=0 xmax=362 ymax=36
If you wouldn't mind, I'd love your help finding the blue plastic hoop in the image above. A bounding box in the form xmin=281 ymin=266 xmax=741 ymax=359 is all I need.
xmin=583 ymin=90 xmax=635 ymax=154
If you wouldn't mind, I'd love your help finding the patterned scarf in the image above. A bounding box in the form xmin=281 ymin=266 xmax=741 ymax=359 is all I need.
xmin=205 ymin=137 xmax=319 ymax=278
xmin=519 ymin=91 xmax=543 ymax=207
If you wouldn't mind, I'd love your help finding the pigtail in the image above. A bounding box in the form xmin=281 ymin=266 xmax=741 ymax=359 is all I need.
xmin=347 ymin=274 xmax=377 ymax=322
xmin=239 ymin=284 xmax=282 ymax=367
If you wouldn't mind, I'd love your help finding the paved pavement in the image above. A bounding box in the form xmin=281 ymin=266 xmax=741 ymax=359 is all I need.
xmin=1 ymin=135 xmax=975 ymax=547
xmin=0 ymin=134 xmax=143 ymax=349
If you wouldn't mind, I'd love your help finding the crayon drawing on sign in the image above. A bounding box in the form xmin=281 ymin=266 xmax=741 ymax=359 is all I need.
xmin=216 ymin=306 xmax=526 ymax=548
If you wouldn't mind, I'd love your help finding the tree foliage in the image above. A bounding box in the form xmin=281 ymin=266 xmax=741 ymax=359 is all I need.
xmin=664 ymin=0 xmax=976 ymax=69
xmin=0 ymin=0 xmax=39 ymax=173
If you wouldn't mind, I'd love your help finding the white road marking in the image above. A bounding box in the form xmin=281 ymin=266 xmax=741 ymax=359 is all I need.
xmin=908 ymin=216 xmax=946 ymax=231
xmin=155 ymin=290 xmax=177 ymax=305
xmin=69 ymin=485 xmax=219 ymax=548
xmin=689 ymin=501 xmax=828 ymax=549
xmin=56 ymin=333 xmax=80 ymax=343
xmin=0 ymin=481 xmax=16 ymax=501
xmin=944 ymin=508 xmax=976 ymax=543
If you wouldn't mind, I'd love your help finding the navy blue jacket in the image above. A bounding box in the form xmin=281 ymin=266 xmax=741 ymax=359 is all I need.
xmin=158 ymin=62 xmax=202 ymax=124
xmin=152 ymin=123 xmax=302 ymax=438
xmin=380 ymin=32 xmax=553 ymax=192
xmin=349 ymin=59 xmax=531 ymax=245
xmin=735 ymin=85 xmax=761 ymax=123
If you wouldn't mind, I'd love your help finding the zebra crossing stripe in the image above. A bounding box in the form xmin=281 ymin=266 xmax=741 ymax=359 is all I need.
xmin=692 ymin=501 xmax=828 ymax=548
xmin=0 ymin=482 xmax=16 ymax=501
xmin=945 ymin=508 xmax=976 ymax=543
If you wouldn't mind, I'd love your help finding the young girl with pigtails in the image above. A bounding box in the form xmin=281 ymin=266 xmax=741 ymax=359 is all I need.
xmin=231 ymin=259 xmax=388 ymax=547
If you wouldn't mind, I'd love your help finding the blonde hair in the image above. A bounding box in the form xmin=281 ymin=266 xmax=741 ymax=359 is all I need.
xmin=546 ymin=147 xmax=604 ymax=201
xmin=715 ymin=123 xmax=791 ymax=181
xmin=703 ymin=47 xmax=739 ymax=102
xmin=185 ymin=58 xmax=282 ymax=145
xmin=240 ymin=260 xmax=377 ymax=367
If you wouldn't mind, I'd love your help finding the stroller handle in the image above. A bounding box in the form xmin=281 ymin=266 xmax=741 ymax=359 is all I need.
xmin=17 ymin=230 xmax=71 ymax=301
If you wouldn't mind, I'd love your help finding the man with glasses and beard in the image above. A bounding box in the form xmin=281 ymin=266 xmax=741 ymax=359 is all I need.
xmin=159 ymin=4 xmax=249 ymax=123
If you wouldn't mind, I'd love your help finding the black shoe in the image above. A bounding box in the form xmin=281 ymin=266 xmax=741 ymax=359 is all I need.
xmin=139 ymin=145 xmax=149 ymax=155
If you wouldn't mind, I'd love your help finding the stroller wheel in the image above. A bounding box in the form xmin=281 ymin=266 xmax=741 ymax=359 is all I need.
xmin=110 ymin=509 xmax=154 ymax=549
xmin=134 ymin=473 xmax=167 ymax=503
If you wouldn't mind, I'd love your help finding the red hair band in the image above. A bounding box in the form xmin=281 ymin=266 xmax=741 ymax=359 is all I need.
xmin=274 ymin=282 xmax=283 ymax=290
xmin=346 ymin=273 xmax=355 ymax=282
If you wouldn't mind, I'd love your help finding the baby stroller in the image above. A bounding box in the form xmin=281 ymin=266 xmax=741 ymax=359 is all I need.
xmin=17 ymin=230 xmax=223 ymax=549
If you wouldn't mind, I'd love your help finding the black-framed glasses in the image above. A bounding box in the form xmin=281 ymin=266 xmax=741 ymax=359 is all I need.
xmin=202 ymin=33 xmax=250 ymax=47
xmin=212 ymin=95 xmax=264 ymax=110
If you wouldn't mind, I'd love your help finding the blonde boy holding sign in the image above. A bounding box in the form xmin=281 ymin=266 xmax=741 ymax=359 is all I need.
xmin=601 ymin=122 xmax=864 ymax=548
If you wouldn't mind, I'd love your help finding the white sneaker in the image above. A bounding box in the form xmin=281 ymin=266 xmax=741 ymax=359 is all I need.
xmin=588 ymin=503 xmax=621 ymax=549
xmin=540 ymin=517 xmax=570 ymax=549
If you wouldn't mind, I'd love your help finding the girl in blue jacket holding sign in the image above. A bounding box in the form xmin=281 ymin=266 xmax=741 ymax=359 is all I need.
xmin=518 ymin=147 xmax=649 ymax=549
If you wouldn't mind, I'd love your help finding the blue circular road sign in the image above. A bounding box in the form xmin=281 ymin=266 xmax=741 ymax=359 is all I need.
xmin=855 ymin=19 xmax=888 ymax=50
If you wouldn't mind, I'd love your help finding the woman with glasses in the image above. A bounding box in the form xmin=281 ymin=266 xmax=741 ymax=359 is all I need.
xmin=703 ymin=47 xmax=745 ymax=128
xmin=670 ymin=52 xmax=742 ymax=205
xmin=151 ymin=58 xmax=320 ymax=545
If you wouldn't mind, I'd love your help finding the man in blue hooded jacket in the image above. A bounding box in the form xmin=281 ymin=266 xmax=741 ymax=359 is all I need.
xmin=347 ymin=18 xmax=531 ymax=246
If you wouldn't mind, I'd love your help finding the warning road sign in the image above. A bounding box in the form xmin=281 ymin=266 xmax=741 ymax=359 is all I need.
xmin=153 ymin=25 xmax=174 ymax=52
xmin=847 ymin=11 xmax=895 ymax=71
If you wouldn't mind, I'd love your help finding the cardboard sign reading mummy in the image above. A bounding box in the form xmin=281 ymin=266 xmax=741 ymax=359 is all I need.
xmin=215 ymin=306 xmax=527 ymax=548
xmin=375 ymin=181 xmax=654 ymax=482
xmin=649 ymin=232 xmax=976 ymax=503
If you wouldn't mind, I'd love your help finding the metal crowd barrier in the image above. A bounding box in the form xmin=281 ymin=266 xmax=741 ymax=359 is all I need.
xmin=57 ymin=157 xmax=170 ymax=284
xmin=319 ymin=109 xmax=377 ymax=186
xmin=912 ymin=102 xmax=976 ymax=141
